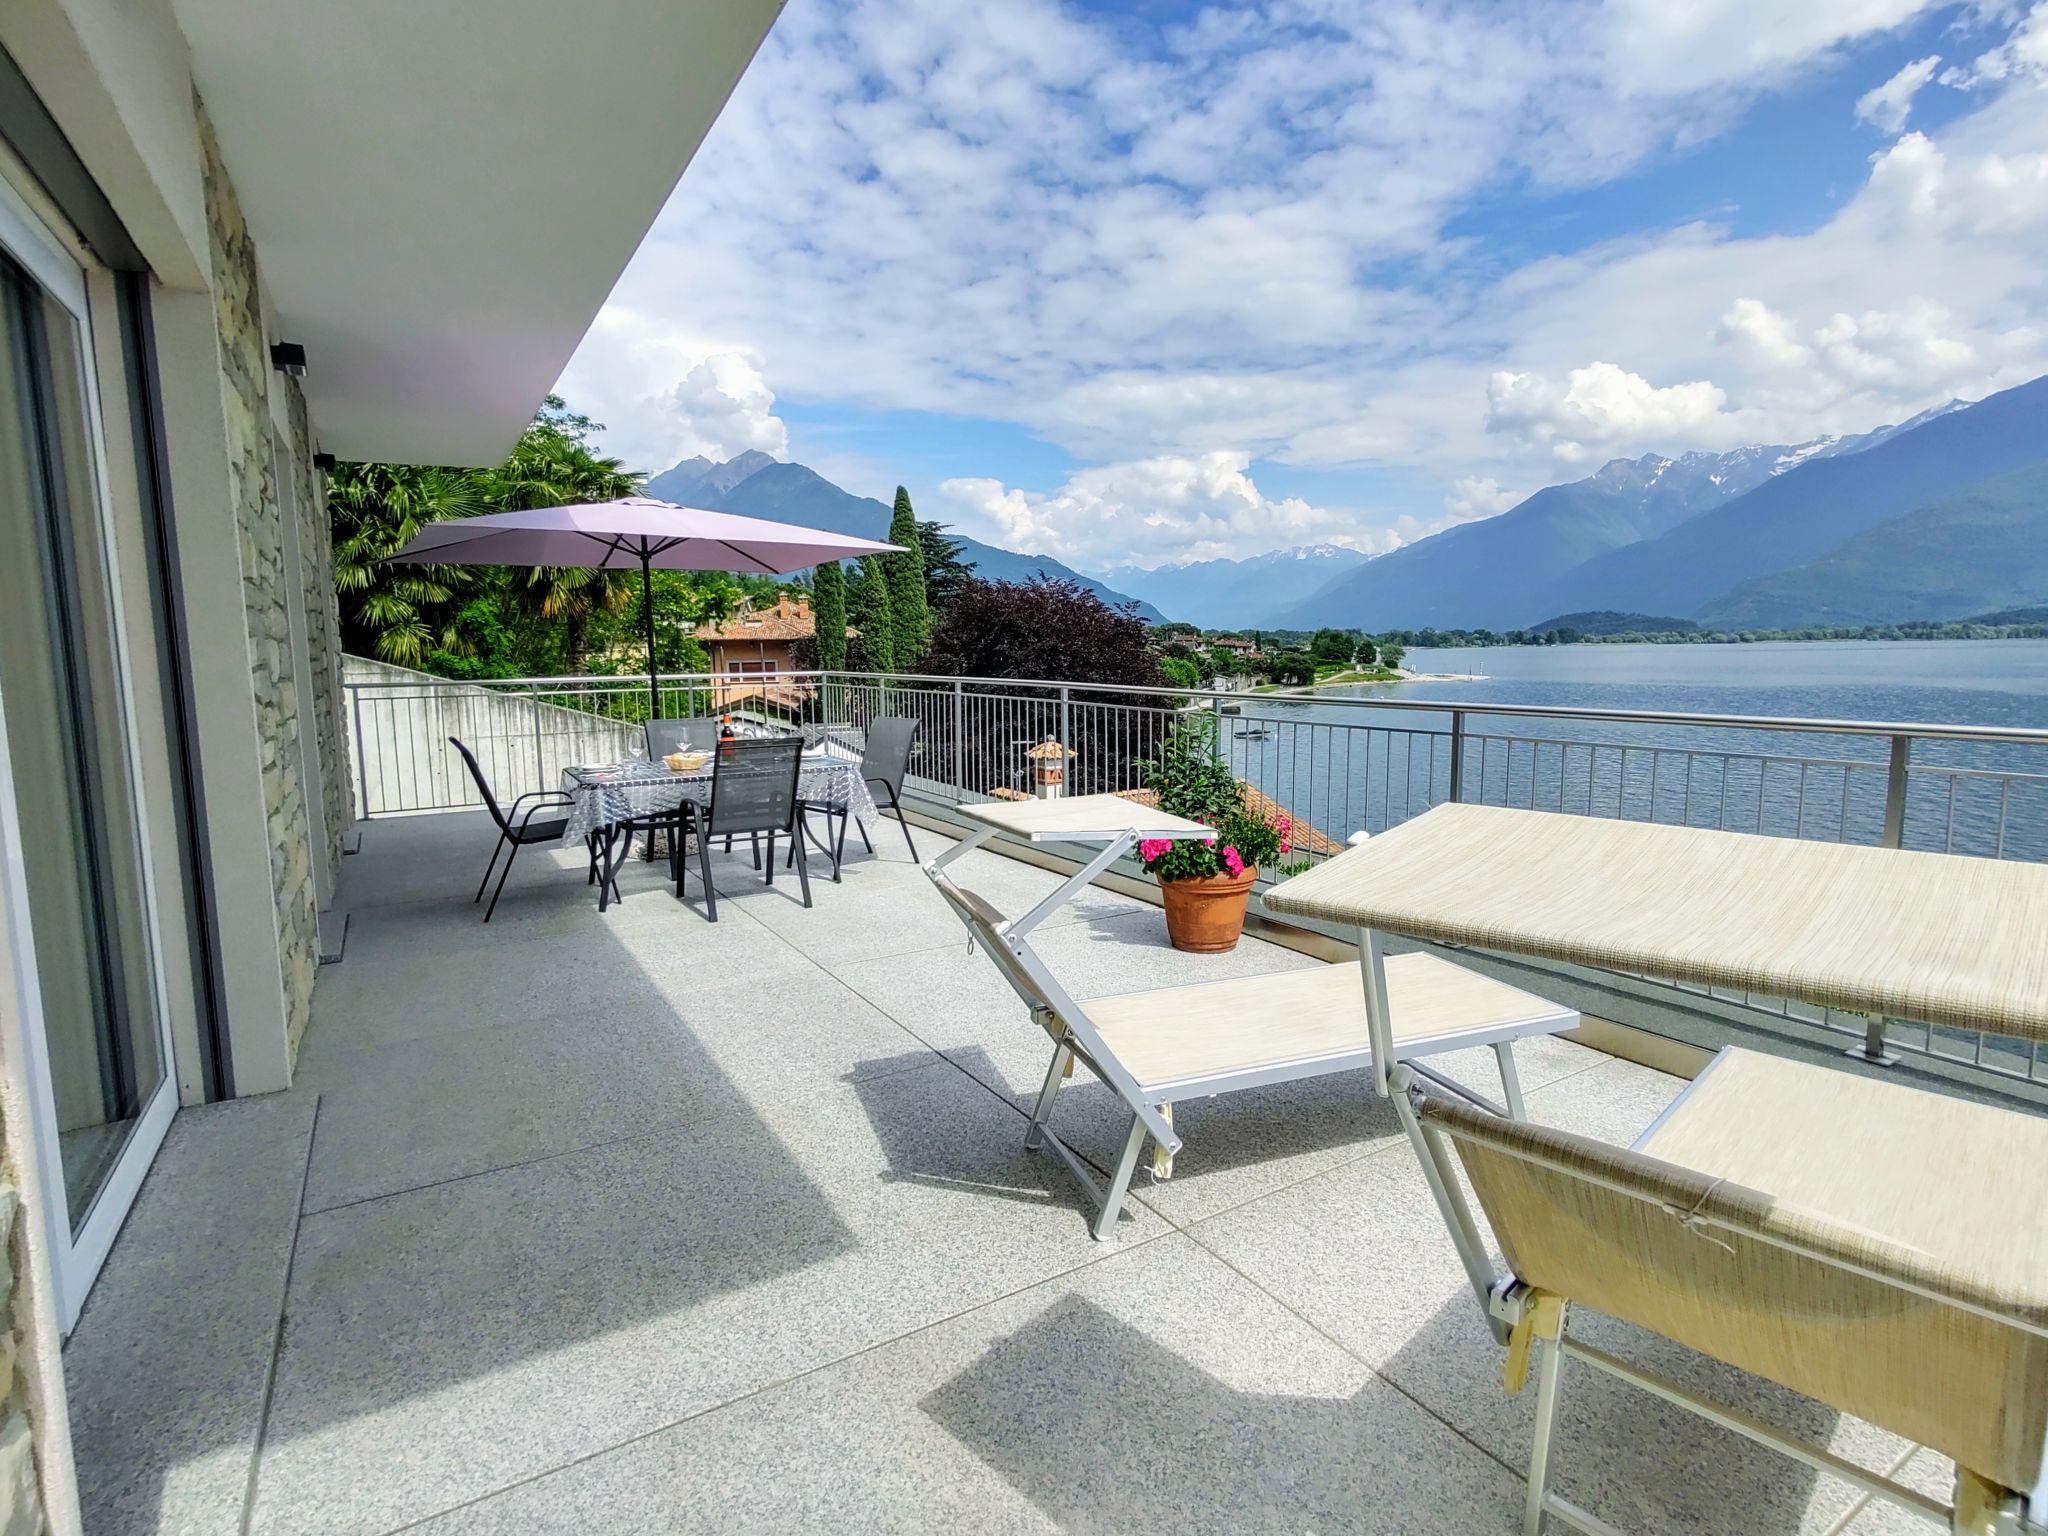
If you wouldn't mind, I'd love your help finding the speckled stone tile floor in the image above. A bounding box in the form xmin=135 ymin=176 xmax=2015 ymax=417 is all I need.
xmin=63 ymin=808 xmax=1957 ymax=1534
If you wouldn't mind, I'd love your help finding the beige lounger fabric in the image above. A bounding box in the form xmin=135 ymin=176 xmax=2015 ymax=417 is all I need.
xmin=1420 ymin=1053 xmax=2048 ymax=1491
xmin=1264 ymin=802 xmax=2048 ymax=1042
xmin=1086 ymin=954 xmax=1570 ymax=1092
xmin=954 ymin=792 xmax=1212 ymax=842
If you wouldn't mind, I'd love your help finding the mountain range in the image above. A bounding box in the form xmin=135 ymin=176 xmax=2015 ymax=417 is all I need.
xmin=1276 ymin=397 xmax=2003 ymax=631
xmin=645 ymin=451 xmax=1165 ymax=621
xmin=1098 ymin=544 xmax=1372 ymax=629
xmin=644 ymin=374 xmax=2048 ymax=636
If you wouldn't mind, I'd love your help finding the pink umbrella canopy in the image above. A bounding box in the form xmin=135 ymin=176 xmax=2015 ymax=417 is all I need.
xmin=384 ymin=496 xmax=900 ymax=574
xmin=385 ymin=497 xmax=903 ymax=716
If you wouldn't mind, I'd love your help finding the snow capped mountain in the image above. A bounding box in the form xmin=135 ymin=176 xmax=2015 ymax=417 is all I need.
xmin=1282 ymin=396 xmax=1988 ymax=631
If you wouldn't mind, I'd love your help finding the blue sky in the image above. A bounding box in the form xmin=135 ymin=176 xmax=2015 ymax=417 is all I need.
xmin=559 ymin=0 xmax=2048 ymax=572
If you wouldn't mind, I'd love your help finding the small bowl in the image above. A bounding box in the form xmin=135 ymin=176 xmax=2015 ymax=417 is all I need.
xmin=664 ymin=751 xmax=710 ymax=773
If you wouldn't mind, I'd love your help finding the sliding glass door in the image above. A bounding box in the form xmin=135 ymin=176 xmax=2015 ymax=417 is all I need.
xmin=0 ymin=188 xmax=175 ymax=1326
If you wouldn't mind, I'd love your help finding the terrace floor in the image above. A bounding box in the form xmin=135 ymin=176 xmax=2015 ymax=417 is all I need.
xmin=65 ymin=808 xmax=1954 ymax=1534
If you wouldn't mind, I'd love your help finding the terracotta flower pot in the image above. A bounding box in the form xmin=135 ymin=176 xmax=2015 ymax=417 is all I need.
xmin=1157 ymin=865 xmax=1259 ymax=953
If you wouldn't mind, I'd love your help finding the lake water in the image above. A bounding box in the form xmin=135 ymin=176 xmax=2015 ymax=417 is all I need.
xmin=1221 ymin=639 xmax=2048 ymax=861
xmin=1389 ymin=638 xmax=2048 ymax=731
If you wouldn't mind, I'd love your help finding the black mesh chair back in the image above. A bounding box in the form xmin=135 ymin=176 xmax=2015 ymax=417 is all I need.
xmin=449 ymin=736 xmax=579 ymax=920
xmin=861 ymin=716 xmax=920 ymax=798
xmin=646 ymin=717 xmax=718 ymax=757
xmin=707 ymin=736 xmax=803 ymax=836
xmin=450 ymin=737 xmax=512 ymax=833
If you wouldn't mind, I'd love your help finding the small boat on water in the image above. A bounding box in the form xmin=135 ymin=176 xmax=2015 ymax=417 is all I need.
xmin=1234 ymin=727 xmax=1273 ymax=740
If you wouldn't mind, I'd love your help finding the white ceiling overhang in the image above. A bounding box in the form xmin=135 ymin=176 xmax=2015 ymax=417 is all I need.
xmin=170 ymin=0 xmax=783 ymax=465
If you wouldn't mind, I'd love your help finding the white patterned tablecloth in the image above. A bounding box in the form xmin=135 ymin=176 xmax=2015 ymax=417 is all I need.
xmin=560 ymin=753 xmax=878 ymax=845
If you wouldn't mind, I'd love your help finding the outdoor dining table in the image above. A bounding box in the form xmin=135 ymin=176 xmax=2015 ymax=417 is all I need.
xmin=561 ymin=746 xmax=880 ymax=911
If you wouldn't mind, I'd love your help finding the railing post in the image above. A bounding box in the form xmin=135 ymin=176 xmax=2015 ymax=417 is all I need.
xmin=350 ymin=686 xmax=371 ymax=819
xmin=952 ymin=678 xmax=966 ymax=797
xmin=1058 ymin=685 xmax=1072 ymax=790
xmin=532 ymin=688 xmax=545 ymax=797
xmin=1880 ymin=733 xmax=1910 ymax=848
xmin=1846 ymin=732 xmax=1912 ymax=1067
xmin=1447 ymin=709 xmax=1466 ymax=804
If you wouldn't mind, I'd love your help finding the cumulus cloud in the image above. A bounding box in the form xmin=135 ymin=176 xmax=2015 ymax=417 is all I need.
xmin=1855 ymin=55 xmax=1942 ymax=133
xmin=1442 ymin=476 xmax=1520 ymax=523
xmin=936 ymin=453 xmax=1379 ymax=566
xmin=1812 ymin=302 xmax=1978 ymax=389
xmin=1717 ymin=293 xmax=2041 ymax=416
xmin=1485 ymin=363 xmax=1732 ymax=461
xmin=1718 ymin=297 xmax=1816 ymax=371
xmin=554 ymin=308 xmax=788 ymax=473
xmin=1863 ymin=129 xmax=2048 ymax=235
xmin=658 ymin=355 xmax=789 ymax=462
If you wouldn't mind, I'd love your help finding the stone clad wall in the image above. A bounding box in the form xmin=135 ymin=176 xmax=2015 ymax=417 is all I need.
xmin=195 ymin=97 xmax=320 ymax=1056
xmin=284 ymin=383 xmax=352 ymax=892
xmin=0 ymin=1179 xmax=46 ymax=1533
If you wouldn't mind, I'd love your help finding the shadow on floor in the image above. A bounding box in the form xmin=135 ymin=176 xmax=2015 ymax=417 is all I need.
xmin=920 ymin=1296 xmax=1513 ymax=1534
xmin=68 ymin=811 xmax=865 ymax=1534
xmin=1379 ymin=1285 xmax=1850 ymax=1534
xmin=847 ymin=1046 xmax=1116 ymax=1220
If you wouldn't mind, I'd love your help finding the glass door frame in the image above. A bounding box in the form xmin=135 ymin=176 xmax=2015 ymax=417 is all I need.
xmin=0 ymin=174 xmax=179 ymax=1330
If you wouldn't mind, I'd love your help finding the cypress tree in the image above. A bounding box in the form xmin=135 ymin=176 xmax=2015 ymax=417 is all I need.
xmin=851 ymin=554 xmax=896 ymax=673
xmin=884 ymin=486 xmax=930 ymax=666
xmin=812 ymin=559 xmax=847 ymax=670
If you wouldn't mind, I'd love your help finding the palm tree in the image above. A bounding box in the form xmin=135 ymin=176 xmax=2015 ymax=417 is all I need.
xmin=329 ymin=464 xmax=488 ymax=665
xmin=486 ymin=396 xmax=643 ymax=672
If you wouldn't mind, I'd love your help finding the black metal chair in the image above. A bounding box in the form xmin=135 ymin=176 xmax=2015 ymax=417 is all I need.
xmin=450 ymin=737 xmax=578 ymax=921
xmin=671 ymin=736 xmax=811 ymax=921
xmin=811 ymin=715 xmax=920 ymax=868
xmin=638 ymin=719 xmax=719 ymax=863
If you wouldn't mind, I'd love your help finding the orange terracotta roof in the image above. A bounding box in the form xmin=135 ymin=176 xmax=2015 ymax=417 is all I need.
xmin=692 ymin=594 xmax=817 ymax=642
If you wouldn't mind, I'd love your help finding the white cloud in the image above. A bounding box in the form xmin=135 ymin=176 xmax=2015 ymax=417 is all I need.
xmin=1713 ymin=295 xmax=2009 ymax=407
xmin=1442 ymin=476 xmax=1520 ymax=523
xmin=1485 ymin=363 xmax=1732 ymax=461
xmin=936 ymin=452 xmax=1380 ymax=566
xmin=556 ymin=0 xmax=2048 ymax=561
xmin=1813 ymin=301 xmax=1979 ymax=388
xmin=1603 ymin=0 xmax=1940 ymax=95
xmin=1942 ymin=1 xmax=2048 ymax=86
xmin=553 ymin=308 xmax=787 ymax=473
xmin=1864 ymin=128 xmax=2048 ymax=233
xmin=1718 ymin=297 xmax=1816 ymax=371
xmin=658 ymin=354 xmax=790 ymax=463
xmin=1855 ymin=54 xmax=1942 ymax=133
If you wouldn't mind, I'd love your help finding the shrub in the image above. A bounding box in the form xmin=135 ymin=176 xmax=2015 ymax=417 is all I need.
xmin=922 ymin=577 xmax=1164 ymax=686
xmin=1135 ymin=716 xmax=1291 ymax=881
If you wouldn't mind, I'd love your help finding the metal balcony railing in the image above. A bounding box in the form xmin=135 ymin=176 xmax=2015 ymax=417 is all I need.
xmin=341 ymin=659 xmax=2048 ymax=1082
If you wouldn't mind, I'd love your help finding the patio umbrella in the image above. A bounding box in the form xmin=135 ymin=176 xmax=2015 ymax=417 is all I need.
xmin=385 ymin=497 xmax=901 ymax=719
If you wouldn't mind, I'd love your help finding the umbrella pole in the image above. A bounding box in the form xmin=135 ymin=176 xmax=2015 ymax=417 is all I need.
xmin=641 ymin=552 xmax=658 ymax=723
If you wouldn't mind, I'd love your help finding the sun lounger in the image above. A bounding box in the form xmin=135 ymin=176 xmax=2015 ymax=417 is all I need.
xmin=1263 ymin=803 xmax=2048 ymax=1534
xmin=1408 ymin=1050 xmax=2048 ymax=1534
xmin=923 ymin=856 xmax=1578 ymax=1240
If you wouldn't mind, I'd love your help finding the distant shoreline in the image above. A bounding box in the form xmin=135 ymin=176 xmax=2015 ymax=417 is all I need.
xmin=1252 ymin=666 xmax=1487 ymax=696
xmin=1375 ymin=621 xmax=2048 ymax=651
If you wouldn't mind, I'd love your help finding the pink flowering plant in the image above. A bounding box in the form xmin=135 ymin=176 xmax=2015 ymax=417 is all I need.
xmin=1135 ymin=716 xmax=1290 ymax=882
